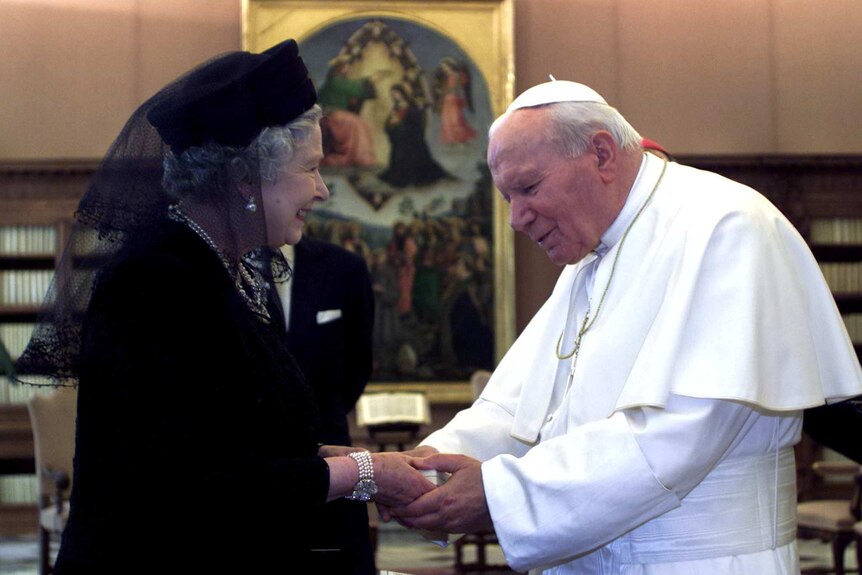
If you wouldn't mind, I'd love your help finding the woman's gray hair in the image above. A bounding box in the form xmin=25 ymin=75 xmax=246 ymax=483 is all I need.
xmin=489 ymin=101 xmax=642 ymax=158
xmin=162 ymin=105 xmax=323 ymax=202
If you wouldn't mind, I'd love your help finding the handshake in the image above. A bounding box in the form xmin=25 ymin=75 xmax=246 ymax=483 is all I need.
xmin=319 ymin=445 xmax=494 ymax=535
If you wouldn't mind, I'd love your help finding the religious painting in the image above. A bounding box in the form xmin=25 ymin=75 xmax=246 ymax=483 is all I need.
xmin=244 ymin=0 xmax=514 ymax=402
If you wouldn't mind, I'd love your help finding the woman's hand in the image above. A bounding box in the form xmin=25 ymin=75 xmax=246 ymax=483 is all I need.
xmin=399 ymin=445 xmax=439 ymax=458
xmin=317 ymin=444 xmax=364 ymax=458
xmin=324 ymin=450 xmax=435 ymax=504
xmin=371 ymin=447 xmax=438 ymax=522
xmin=372 ymin=451 xmax=436 ymax=508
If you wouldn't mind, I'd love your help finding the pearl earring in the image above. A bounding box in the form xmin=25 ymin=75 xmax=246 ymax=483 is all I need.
xmin=245 ymin=196 xmax=257 ymax=213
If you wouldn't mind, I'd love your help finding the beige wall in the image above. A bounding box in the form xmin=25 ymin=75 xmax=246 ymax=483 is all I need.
xmin=2 ymin=0 xmax=860 ymax=328
xmin=0 ymin=0 xmax=239 ymax=159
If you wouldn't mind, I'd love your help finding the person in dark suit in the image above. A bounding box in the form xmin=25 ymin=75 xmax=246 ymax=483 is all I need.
xmin=278 ymin=236 xmax=377 ymax=574
xmin=803 ymin=399 xmax=862 ymax=463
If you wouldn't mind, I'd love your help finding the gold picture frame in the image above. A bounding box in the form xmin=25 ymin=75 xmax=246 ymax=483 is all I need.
xmin=243 ymin=0 xmax=515 ymax=403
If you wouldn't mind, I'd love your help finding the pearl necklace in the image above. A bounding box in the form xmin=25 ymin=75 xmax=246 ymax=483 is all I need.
xmin=555 ymin=158 xmax=668 ymax=360
xmin=168 ymin=204 xmax=271 ymax=322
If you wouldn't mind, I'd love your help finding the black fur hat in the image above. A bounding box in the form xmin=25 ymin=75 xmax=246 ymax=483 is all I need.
xmin=147 ymin=39 xmax=317 ymax=152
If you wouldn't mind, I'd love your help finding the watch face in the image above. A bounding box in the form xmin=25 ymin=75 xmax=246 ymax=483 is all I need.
xmin=354 ymin=479 xmax=378 ymax=502
xmin=359 ymin=479 xmax=378 ymax=495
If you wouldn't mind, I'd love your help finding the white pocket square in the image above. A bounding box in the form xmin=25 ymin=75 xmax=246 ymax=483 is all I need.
xmin=316 ymin=309 xmax=342 ymax=324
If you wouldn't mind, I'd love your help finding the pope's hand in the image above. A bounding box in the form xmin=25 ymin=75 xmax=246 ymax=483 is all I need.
xmin=390 ymin=453 xmax=494 ymax=534
xmin=371 ymin=452 xmax=436 ymax=508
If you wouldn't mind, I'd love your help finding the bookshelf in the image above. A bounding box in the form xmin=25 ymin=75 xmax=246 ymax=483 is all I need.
xmin=815 ymin=245 xmax=862 ymax=361
xmin=0 ymin=160 xmax=94 ymax=535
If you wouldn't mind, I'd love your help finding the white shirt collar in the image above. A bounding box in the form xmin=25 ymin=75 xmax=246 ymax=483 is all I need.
xmin=595 ymin=153 xmax=660 ymax=257
xmin=279 ymin=243 xmax=295 ymax=266
xmin=277 ymin=244 xmax=296 ymax=330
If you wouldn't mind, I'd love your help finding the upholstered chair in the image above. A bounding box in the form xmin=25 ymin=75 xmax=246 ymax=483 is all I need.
xmin=27 ymin=388 xmax=77 ymax=575
xmin=797 ymin=461 xmax=862 ymax=575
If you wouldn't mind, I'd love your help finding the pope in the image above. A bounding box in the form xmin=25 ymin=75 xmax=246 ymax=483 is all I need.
xmin=387 ymin=79 xmax=862 ymax=575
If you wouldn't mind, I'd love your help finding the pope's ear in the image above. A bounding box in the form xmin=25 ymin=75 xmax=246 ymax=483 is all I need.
xmin=591 ymin=131 xmax=617 ymax=170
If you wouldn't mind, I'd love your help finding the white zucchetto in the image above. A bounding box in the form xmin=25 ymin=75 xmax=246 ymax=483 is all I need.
xmin=507 ymin=79 xmax=608 ymax=113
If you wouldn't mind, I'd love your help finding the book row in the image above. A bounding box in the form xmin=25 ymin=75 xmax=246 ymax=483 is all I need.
xmin=0 ymin=225 xmax=57 ymax=256
xmin=842 ymin=313 xmax=862 ymax=344
xmin=819 ymin=262 xmax=862 ymax=293
xmin=0 ymin=475 xmax=38 ymax=504
xmin=0 ymin=323 xmax=35 ymax=359
xmin=0 ymin=376 xmax=55 ymax=405
xmin=809 ymin=218 xmax=862 ymax=245
xmin=0 ymin=270 xmax=54 ymax=306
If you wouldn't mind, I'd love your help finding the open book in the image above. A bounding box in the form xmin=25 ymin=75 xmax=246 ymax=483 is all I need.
xmin=355 ymin=392 xmax=431 ymax=427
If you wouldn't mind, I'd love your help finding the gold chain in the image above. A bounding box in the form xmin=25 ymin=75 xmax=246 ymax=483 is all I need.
xmin=555 ymin=158 xmax=668 ymax=360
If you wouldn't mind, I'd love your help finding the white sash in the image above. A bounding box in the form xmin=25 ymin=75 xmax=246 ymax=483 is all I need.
xmin=618 ymin=447 xmax=797 ymax=564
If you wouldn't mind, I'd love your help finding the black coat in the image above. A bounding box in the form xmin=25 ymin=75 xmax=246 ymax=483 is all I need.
xmin=287 ymin=237 xmax=377 ymax=574
xmin=55 ymin=223 xmax=330 ymax=574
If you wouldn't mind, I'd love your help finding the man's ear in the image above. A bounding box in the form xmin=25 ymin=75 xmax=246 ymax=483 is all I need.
xmin=591 ymin=131 xmax=616 ymax=167
xmin=591 ymin=131 xmax=618 ymax=182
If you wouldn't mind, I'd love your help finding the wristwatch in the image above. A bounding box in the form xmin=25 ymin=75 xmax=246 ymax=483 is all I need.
xmin=345 ymin=450 xmax=378 ymax=502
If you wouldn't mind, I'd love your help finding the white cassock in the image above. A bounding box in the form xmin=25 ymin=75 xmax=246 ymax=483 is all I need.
xmin=422 ymin=153 xmax=862 ymax=575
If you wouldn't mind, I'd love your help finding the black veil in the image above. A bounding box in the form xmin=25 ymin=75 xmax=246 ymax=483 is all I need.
xmin=14 ymin=39 xmax=316 ymax=385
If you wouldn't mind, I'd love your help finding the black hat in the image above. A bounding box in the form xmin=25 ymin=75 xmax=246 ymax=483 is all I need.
xmin=147 ymin=39 xmax=317 ymax=153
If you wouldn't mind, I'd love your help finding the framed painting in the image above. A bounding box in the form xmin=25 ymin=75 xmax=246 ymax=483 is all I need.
xmin=243 ymin=0 xmax=515 ymax=403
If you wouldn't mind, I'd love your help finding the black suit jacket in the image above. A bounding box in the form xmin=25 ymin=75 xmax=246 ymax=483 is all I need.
xmin=287 ymin=236 xmax=374 ymax=445
xmin=286 ymin=236 xmax=377 ymax=575
xmin=803 ymin=397 xmax=862 ymax=464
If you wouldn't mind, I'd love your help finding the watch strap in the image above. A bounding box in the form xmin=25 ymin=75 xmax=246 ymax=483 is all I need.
xmin=345 ymin=450 xmax=377 ymax=502
xmin=349 ymin=450 xmax=374 ymax=482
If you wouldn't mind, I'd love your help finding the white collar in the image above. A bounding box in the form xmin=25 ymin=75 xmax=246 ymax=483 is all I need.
xmin=279 ymin=244 xmax=295 ymax=267
xmin=595 ymin=153 xmax=660 ymax=257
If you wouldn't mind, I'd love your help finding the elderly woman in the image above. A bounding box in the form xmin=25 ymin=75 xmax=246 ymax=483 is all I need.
xmin=15 ymin=40 xmax=432 ymax=574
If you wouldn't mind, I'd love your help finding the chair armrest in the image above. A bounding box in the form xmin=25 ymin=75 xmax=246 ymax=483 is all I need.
xmin=812 ymin=461 xmax=862 ymax=477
